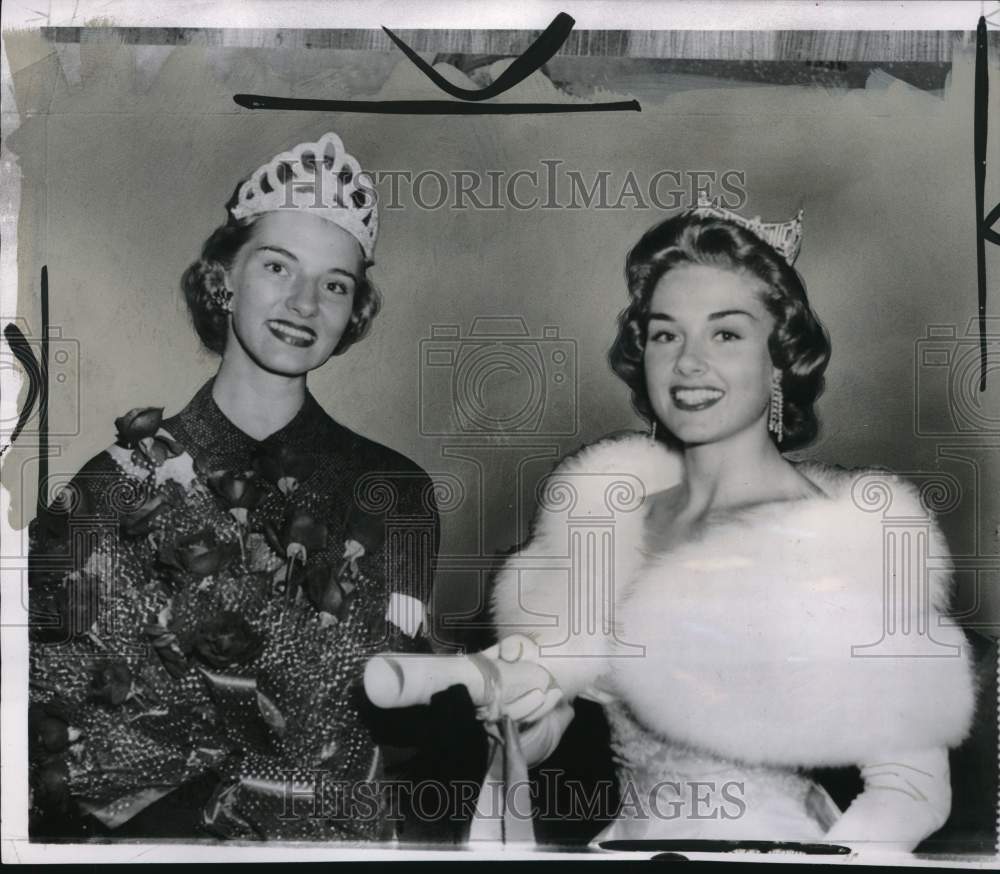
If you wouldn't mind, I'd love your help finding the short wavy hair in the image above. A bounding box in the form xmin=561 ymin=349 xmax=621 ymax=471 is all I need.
xmin=609 ymin=211 xmax=831 ymax=451
xmin=181 ymin=204 xmax=381 ymax=357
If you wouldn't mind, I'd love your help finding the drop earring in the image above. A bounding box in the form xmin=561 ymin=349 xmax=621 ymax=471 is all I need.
xmin=768 ymin=369 xmax=784 ymax=443
xmin=649 ymin=419 xmax=658 ymax=443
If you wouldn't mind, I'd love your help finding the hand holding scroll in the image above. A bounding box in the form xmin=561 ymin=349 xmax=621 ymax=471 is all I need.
xmin=364 ymin=633 xmax=564 ymax=723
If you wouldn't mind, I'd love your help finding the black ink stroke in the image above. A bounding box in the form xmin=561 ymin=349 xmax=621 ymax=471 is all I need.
xmin=234 ymin=13 xmax=640 ymax=115
xmin=38 ymin=266 xmax=50 ymax=517
xmin=380 ymin=14 xmax=573 ymax=102
xmin=975 ymin=16 xmax=999 ymax=390
xmin=2 ymin=324 xmax=41 ymax=453
xmin=0 ymin=268 xmax=49 ymax=516
xmin=232 ymin=96 xmax=641 ymax=114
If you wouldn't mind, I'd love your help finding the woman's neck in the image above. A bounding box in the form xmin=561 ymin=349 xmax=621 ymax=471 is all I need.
xmin=212 ymin=351 xmax=307 ymax=442
xmin=677 ymin=425 xmax=806 ymax=517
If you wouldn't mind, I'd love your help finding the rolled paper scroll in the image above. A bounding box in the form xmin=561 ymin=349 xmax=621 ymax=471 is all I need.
xmin=364 ymin=636 xmax=562 ymax=722
xmin=363 ymin=654 xmax=487 ymax=709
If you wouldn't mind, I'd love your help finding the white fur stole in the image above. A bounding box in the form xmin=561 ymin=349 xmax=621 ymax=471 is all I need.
xmin=491 ymin=434 xmax=976 ymax=768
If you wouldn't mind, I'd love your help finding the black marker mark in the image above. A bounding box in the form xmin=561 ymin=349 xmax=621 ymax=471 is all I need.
xmin=381 ymin=15 xmax=573 ymax=102
xmin=987 ymin=203 xmax=1000 ymax=246
xmin=2 ymin=323 xmax=41 ymax=453
xmin=600 ymin=840 xmax=851 ymax=855
xmin=235 ymin=13 xmax=640 ymax=115
xmin=232 ymin=96 xmax=641 ymax=115
xmin=975 ymin=16 xmax=999 ymax=390
xmin=38 ymin=267 xmax=50 ymax=517
xmin=1 ymin=269 xmax=49 ymax=502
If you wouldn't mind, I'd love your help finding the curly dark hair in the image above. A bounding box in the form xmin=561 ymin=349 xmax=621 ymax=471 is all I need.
xmin=608 ymin=210 xmax=831 ymax=451
xmin=181 ymin=212 xmax=381 ymax=358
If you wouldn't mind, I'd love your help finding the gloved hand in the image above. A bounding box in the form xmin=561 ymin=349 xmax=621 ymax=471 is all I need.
xmin=475 ymin=634 xmax=574 ymax=768
xmin=476 ymin=633 xmax=566 ymax=722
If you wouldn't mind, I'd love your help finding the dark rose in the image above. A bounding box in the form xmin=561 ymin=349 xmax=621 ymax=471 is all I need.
xmin=252 ymin=445 xmax=315 ymax=496
xmin=207 ymin=470 xmax=266 ymax=511
xmin=286 ymin=511 xmax=328 ymax=552
xmin=35 ymin=715 xmax=68 ymax=753
xmin=159 ymin=530 xmax=238 ymax=578
xmin=120 ymin=492 xmax=171 ymax=537
xmin=264 ymin=508 xmax=328 ymax=562
xmin=192 ymin=611 xmax=264 ymax=668
xmin=301 ymin=563 xmax=347 ymax=617
xmin=55 ymin=573 xmax=101 ymax=638
xmin=90 ymin=661 xmax=133 ymax=706
xmin=115 ymin=407 xmax=163 ymax=447
xmin=29 ymin=702 xmax=76 ymax=754
xmin=345 ymin=502 xmax=386 ymax=554
xmin=133 ymin=431 xmax=184 ymax=468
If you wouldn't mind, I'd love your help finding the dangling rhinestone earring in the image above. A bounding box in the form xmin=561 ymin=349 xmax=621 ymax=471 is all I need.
xmin=768 ymin=369 xmax=784 ymax=443
xmin=649 ymin=419 xmax=658 ymax=443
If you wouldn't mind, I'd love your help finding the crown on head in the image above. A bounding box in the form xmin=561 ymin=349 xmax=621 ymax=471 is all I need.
xmin=229 ymin=131 xmax=379 ymax=264
xmin=691 ymin=195 xmax=804 ymax=265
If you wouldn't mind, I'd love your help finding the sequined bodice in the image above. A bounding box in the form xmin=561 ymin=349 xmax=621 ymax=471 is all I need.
xmin=599 ymin=701 xmax=840 ymax=842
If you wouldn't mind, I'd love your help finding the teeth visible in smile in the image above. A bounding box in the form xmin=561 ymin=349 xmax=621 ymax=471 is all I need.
xmin=674 ymin=388 xmax=723 ymax=403
xmin=268 ymin=321 xmax=313 ymax=341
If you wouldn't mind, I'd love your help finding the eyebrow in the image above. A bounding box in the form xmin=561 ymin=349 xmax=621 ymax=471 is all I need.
xmin=648 ymin=309 xmax=758 ymax=322
xmin=256 ymin=246 xmax=359 ymax=281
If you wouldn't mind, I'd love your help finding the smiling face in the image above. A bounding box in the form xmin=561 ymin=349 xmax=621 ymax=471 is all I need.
xmin=644 ymin=263 xmax=777 ymax=447
xmin=224 ymin=210 xmax=364 ymax=377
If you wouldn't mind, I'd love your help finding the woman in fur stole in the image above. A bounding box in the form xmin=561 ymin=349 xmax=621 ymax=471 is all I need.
xmin=366 ymin=205 xmax=977 ymax=852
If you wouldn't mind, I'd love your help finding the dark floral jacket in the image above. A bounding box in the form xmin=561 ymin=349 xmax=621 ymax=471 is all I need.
xmin=28 ymin=380 xmax=443 ymax=840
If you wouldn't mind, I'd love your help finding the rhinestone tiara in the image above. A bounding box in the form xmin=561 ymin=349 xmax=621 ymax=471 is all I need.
xmin=691 ymin=194 xmax=804 ymax=265
xmin=229 ymin=131 xmax=379 ymax=264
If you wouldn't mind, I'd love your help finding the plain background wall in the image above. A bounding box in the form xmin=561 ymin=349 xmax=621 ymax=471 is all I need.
xmin=3 ymin=33 xmax=999 ymax=647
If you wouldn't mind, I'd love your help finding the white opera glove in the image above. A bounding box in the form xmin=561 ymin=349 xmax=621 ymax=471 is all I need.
xmin=824 ymin=747 xmax=952 ymax=855
xmin=475 ymin=633 xmax=567 ymax=724
xmin=468 ymin=636 xmax=574 ymax=843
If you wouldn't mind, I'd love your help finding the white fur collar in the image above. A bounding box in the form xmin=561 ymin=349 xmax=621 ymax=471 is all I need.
xmin=492 ymin=433 xmax=976 ymax=768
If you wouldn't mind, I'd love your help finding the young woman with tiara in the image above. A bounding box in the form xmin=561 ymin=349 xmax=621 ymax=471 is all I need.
xmin=365 ymin=200 xmax=977 ymax=852
xmin=27 ymin=131 xmax=465 ymax=841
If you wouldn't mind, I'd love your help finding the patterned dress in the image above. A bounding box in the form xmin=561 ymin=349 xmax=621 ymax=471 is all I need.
xmin=28 ymin=379 xmax=440 ymax=840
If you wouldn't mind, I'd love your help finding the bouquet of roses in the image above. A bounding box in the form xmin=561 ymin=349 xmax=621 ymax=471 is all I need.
xmin=29 ymin=407 xmax=394 ymax=838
